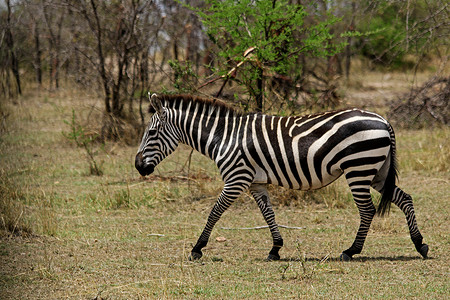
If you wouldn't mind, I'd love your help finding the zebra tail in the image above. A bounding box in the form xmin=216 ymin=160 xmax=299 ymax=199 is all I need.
xmin=377 ymin=123 xmax=398 ymax=216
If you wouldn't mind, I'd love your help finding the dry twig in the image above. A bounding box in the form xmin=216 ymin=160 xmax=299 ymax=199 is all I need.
xmin=220 ymin=224 xmax=305 ymax=230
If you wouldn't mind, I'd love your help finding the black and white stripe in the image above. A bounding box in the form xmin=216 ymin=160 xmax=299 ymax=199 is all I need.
xmin=135 ymin=94 xmax=428 ymax=260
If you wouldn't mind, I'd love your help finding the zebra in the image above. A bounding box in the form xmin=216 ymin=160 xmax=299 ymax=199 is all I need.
xmin=135 ymin=93 xmax=428 ymax=261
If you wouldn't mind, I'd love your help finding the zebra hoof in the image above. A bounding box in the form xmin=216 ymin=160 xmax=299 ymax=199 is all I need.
xmin=419 ymin=244 xmax=429 ymax=259
xmin=267 ymin=253 xmax=280 ymax=261
xmin=189 ymin=251 xmax=203 ymax=261
xmin=340 ymin=252 xmax=352 ymax=261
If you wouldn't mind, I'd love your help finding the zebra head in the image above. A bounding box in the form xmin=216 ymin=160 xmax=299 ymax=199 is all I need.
xmin=135 ymin=94 xmax=179 ymax=176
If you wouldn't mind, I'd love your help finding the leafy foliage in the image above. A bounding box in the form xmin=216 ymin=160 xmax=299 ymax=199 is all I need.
xmin=189 ymin=0 xmax=346 ymax=111
xmin=356 ymin=1 xmax=445 ymax=68
xmin=168 ymin=59 xmax=198 ymax=93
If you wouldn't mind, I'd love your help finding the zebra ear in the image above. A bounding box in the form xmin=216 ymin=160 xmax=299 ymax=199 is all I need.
xmin=149 ymin=93 xmax=163 ymax=114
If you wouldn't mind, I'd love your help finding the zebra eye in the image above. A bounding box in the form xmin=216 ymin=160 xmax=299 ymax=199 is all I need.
xmin=148 ymin=129 xmax=158 ymax=137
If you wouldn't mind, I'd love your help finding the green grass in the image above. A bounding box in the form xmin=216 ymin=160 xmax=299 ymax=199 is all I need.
xmin=0 ymin=87 xmax=449 ymax=299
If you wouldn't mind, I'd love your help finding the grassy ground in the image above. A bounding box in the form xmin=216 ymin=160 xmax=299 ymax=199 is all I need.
xmin=0 ymin=76 xmax=449 ymax=299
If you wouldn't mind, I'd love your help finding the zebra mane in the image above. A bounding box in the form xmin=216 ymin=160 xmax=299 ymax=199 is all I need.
xmin=150 ymin=94 xmax=243 ymax=116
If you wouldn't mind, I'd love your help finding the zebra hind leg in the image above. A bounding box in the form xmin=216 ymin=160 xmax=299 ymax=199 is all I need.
xmin=249 ymin=184 xmax=284 ymax=261
xmin=340 ymin=182 xmax=376 ymax=261
xmin=391 ymin=186 xmax=428 ymax=258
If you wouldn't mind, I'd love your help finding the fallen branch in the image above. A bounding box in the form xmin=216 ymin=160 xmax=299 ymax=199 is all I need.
xmin=140 ymin=174 xmax=211 ymax=183
xmin=220 ymin=224 xmax=304 ymax=230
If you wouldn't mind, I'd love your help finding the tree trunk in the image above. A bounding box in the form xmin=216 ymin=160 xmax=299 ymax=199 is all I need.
xmin=89 ymin=0 xmax=111 ymax=113
xmin=255 ymin=66 xmax=264 ymax=112
xmin=345 ymin=1 xmax=356 ymax=80
xmin=42 ymin=0 xmax=65 ymax=90
xmin=112 ymin=50 xmax=129 ymax=117
xmin=33 ymin=21 xmax=42 ymax=86
xmin=173 ymin=40 xmax=179 ymax=61
xmin=54 ymin=11 xmax=65 ymax=89
xmin=5 ymin=0 xmax=21 ymax=95
xmin=139 ymin=49 xmax=149 ymax=128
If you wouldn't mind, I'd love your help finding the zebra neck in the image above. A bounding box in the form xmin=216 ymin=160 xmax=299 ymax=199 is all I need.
xmin=175 ymin=108 xmax=241 ymax=161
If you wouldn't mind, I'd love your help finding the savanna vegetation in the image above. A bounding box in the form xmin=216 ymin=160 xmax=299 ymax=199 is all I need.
xmin=1 ymin=0 xmax=449 ymax=298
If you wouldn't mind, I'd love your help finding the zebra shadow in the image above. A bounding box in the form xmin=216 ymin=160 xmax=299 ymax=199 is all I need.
xmin=258 ymin=255 xmax=431 ymax=262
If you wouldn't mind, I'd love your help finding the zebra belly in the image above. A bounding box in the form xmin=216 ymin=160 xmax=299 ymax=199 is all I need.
xmin=309 ymin=170 xmax=343 ymax=190
xmin=252 ymin=164 xmax=343 ymax=190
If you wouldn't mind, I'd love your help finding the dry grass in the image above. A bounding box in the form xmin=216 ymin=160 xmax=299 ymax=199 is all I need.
xmin=0 ymin=81 xmax=449 ymax=299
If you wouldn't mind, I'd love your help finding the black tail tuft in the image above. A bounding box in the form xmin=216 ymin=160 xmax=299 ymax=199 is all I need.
xmin=377 ymin=124 xmax=398 ymax=216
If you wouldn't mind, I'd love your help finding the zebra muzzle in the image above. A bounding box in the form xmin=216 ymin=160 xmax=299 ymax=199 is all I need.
xmin=135 ymin=152 xmax=154 ymax=176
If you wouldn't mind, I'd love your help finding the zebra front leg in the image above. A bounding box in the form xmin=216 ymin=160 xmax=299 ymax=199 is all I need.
xmin=249 ymin=184 xmax=283 ymax=261
xmin=391 ymin=186 xmax=428 ymax=258
xmin=190 ymin=183 xmax=249 ymax=260
xmin=341 ymin=185 xmax=376 ymax=261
